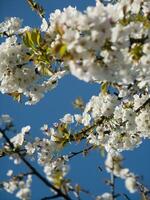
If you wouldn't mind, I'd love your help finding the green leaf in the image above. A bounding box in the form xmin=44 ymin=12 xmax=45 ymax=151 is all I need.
xmin=23 ymin=31 xmax=34 ymax=48
xmin=59 ymin=44 xmax=67 ymax=58
xmin=40 ymin=66 xmax=53 ymax=76
xmin=31 ymin=29 xmax=38 ymax=44
xmin=31 ymin=29 xmax=41 ymax=46
xmin=100 ymin=147 xmax=105 ymax=157
xmin=23 ymin=33 xmax=30 ymax=47
xmin=101 ymin=82 xmax=108 ymax=95
xmin=36 ymin=30 xmax=41 ymax=46
xmin=26 ymin=31 xmax=34 ymax=47
xmin=9 ymin=92 xmax=22 ymax=102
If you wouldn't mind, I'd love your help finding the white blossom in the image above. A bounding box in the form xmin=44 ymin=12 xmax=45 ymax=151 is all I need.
xmin=96 ymin=193 xmax=113 ymax=200
xmin=125 ymin=176 xmax=137 ymax=193
xmin=7 ymin=170 xmax=13 ymax=177
xmin=0 ymin=17 xmax=22 ymax=35
xmin=10 ymin=126 xmax=30 ymax=147
xmin=3 ymin=180 xmax=18 ymax=193
xmin=16 ymin=175 xmax=32 ymax=200
xmin=60 ymin=114 xmax=74 ymax=124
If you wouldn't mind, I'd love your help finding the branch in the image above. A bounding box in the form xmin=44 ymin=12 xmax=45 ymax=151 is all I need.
xmin=130 ymin=36 xmax=148 ymax=47
xmin=115 ymin=193 xmax=132 ymax=200
xmin=135 ymin=98 xmax=150 ymax=113
xmin=0 ymin=148 xmax=26 ymax=158
xmin=136 ymin=181 xmax=150 ymax=199
xmin=70 ymin=117 xmax=106 ymax=142
xmin=41 ymin=194 xmax=60 ymax=200
xmin=68 ymin=145 xmax=93 ymax=159
xmin=26 ymin=0 xmax=45 ymax=18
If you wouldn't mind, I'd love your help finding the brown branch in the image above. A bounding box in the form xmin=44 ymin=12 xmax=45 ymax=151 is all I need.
xmin=26 ymin=0 xmax=45 ymax=18
xmin=68 ymin=145 xmax=93 ymax=159
xmin=130 ymin=36 xmax=148 ymax=47
xmin=41 ymin=194 xmax=60 ymax=200
xmin=135 ymin=98 xmax=150 ymax=113
xmin=115 ymin=193 xmax=132 ymax=200
xmin=0 ymin=148 xmax=26 ymax=158
xmin=136 ymin=181 xmax=150 ymax=199
xmin=69 ymin=117 xmax=106 ymax=142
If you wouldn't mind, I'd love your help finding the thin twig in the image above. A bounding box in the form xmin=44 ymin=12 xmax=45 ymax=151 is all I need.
xmin=135 ymin=98 xmax=150 ymax=113
xmin=136 ymin=181 xmax=150 ymax=199
xmin=26 ymin=0 xmax=45 ymax=18
xmin=41 ymin=194 xmax=60 ymax=200
xmin=110 ymin=172 xmax=116 ymax=200
xmin=70 ymin=117 xmax=106 ymax=142
xmin=68 ymin=145 xmax=93 ymax=159
xmin=115 ymin=193 xmax=132 ymax=200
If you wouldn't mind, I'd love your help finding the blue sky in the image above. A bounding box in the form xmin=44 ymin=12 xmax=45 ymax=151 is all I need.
xmin=0 ymin=1 xmax=150 ymax=200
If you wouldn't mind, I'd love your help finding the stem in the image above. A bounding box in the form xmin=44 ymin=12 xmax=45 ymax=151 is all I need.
xmin=110 ymin=172 xmax=115 ymax=200
xmin=26 ymin=0 xmax=45 ymax=18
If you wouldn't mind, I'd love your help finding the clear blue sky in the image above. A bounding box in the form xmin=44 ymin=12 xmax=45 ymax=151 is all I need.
xmin=0 ymin=1 xmax=150 ymax=200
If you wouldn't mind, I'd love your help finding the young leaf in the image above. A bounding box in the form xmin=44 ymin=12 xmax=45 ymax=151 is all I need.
xmin=40 ymin=66 xmax=53 ymax=76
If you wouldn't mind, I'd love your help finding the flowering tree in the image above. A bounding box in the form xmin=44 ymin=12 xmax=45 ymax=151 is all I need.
xmin=0 ymin=0 xmax=150 ymax=199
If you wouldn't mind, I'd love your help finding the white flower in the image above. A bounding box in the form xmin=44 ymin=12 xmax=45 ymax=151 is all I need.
xmin=41 ymin=18 xmax=48 ymax=32
xmin=87 ymin=134 xmax=101 ymax=146
xmin=0 ymin=114 xmax=12 ymax=124
xmin=16 ymin=175 xmax=32 ymax=200
xmin=25 ymin=143 xmax=36 ymax=155
xmin=3 ymin=181 xmax=17 ymax=193
xmin=16 ymin=188 xmax=31 ymax=200
xmin=133 ymin=94 xmax=150 ymax=111
xmin=74 ymin=114 xmax=83 ymax=123
xmin=11 ymin=133 xmax=25 ymax=147
xmin=96 ymin=193 xmax=113 ymax=200
xmin=6 ymin=170 xmax=13 ymax=177
xmin=119 ymin=168 xmax=129 ymax=179
xmin=9 ymin=153 xmax=21 ymax=165
xmin=41 ymin=124 xmax=48 ymax=132
xmin=125 ymin=176 xmax=137 ymax=193
xmin=60 ymin=113 xmax=74 ymax=124
xmin=44 ymin=158 xmax=69 ymax=183
xmin=21 ymin=126 xmax=31 ymax=134
xmin=105 ymin=152 xmax=123 ymax=176
xmin=0 ymin=17 xmax=22 ymax=35
xmin=82 ymin=113 xmax=91 ymax=126
xmin=10 ymin=126 xmax=30 ymax=147
xmin=135 ymin=110 xmax=150 ymax=137
xmin=131 ymin=0 xmax=142 ymax=14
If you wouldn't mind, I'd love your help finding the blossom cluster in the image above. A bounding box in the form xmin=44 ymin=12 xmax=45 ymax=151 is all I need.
xmin=0 ymin=0 xmax=149 ymax=105
xmin=0 ymin=18 xmax=66 ymax=104
xmin=3 ymin=173 xmax=32 ymax=200
xmin=83 ymin=92 xmax=150 ymax=152
xmin=55 ymin=90 xmax=150 ymax=153
xmin=0 ymin=85 xmax=150 ymax=199
xmin=105 ymin=151 xmax=137 ymax=193
xmin=41 ymin=0 xmax=150 ymax=85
